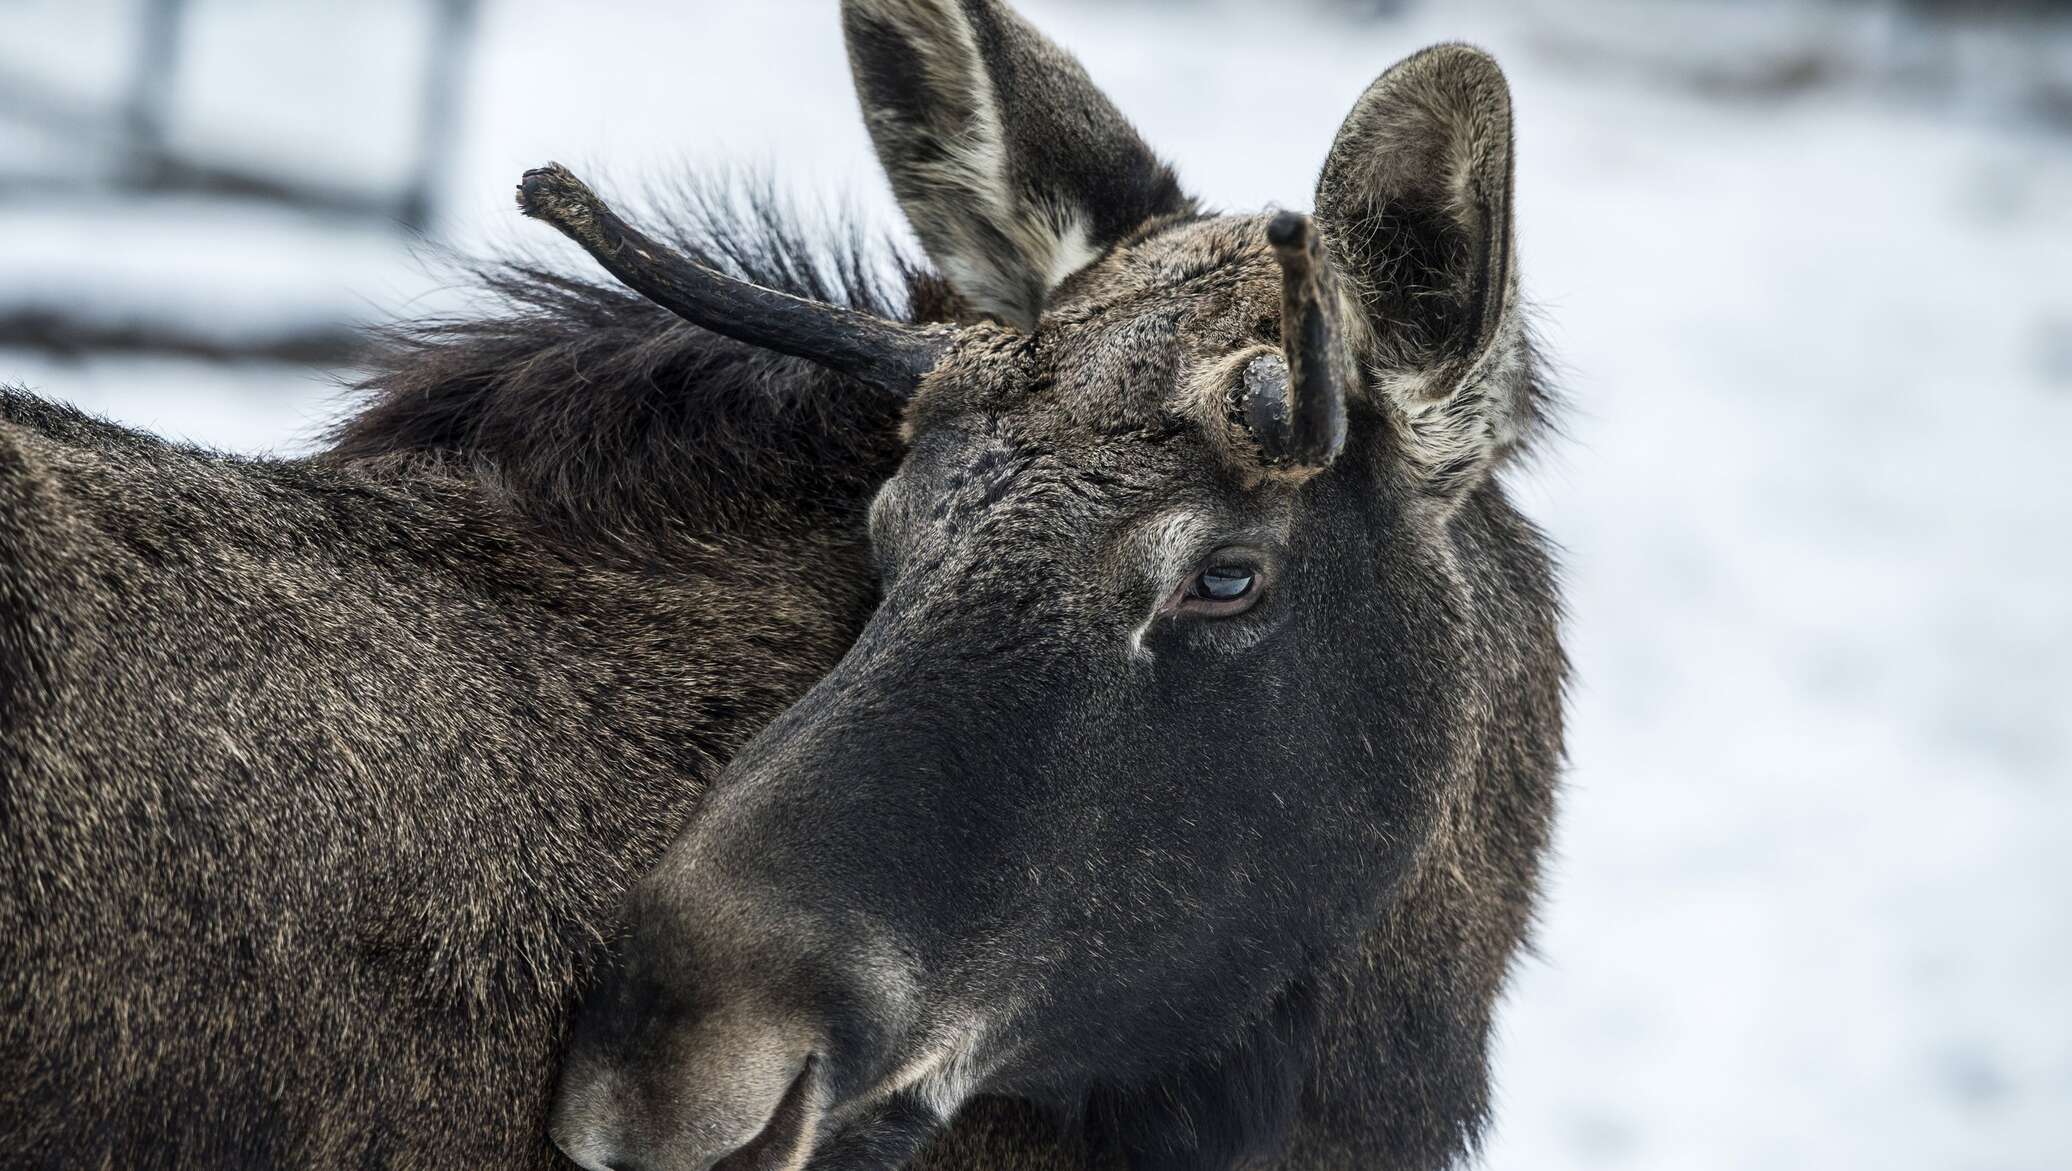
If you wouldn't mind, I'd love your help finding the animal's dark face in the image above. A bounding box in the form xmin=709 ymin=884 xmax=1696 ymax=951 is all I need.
xmin=802 ymin=267 xmax=1444 ymax=1080
xmin=552 ymin=4 xmax=1545 ymax=1170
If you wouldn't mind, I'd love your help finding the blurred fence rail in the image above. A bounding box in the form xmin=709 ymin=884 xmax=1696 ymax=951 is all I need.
xmin=0 ymin=0 xmax=480 ymax=366
xmin=1 ymin=0 xmax=2068 ymax=370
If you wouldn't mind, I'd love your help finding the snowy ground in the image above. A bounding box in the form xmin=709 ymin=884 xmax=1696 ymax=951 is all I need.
xmin=3 ymin=1 xmax=2069 ymax=1168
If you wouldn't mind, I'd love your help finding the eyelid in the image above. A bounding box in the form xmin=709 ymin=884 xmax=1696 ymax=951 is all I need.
xmin=1158 ymin=550 xmax=1273 ymax=619
xmin=1165 ymin=531 xmax=1276 ymax=579
xmin=1188 ymin=543 xmax=1277 ymax=581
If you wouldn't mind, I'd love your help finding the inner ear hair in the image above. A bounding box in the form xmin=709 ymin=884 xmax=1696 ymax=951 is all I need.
xmin=842 ymin=0 xmax=1192 ymax=330
xmin=1314 ymin=43 xmax=1516 ymax=398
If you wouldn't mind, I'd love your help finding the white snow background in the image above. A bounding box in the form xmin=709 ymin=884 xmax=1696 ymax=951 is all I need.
xmin=3 ymin=1 xmax=2068 ymax=1168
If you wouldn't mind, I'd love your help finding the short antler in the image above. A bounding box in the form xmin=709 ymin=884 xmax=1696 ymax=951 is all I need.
xmin=516 ymin=163 xmax=947 ymax=396
xmin=1239 ymin=211 xmax=1347 ymax=468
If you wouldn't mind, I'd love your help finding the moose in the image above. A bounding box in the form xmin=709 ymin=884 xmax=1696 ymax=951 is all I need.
xmin=0 ymin=2 xmax=1563 ymax=1170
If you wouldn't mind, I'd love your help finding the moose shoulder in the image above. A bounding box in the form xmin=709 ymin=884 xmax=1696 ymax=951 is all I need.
xmin=0 ymin=206 xmax=926 ymax=1168
xmin=549 ymin=4 xmax=1564 ymax=1171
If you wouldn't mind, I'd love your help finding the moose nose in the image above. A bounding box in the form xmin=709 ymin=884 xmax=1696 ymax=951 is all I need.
xmin=548 ymin=851 xmax=915 ymax=1171
xmin=549 ymin=996 xmax=826 ymax=1171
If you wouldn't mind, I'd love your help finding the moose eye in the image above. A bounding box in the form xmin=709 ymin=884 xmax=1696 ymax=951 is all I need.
xmin=1195 ymin=566 xmax=1254 ymax=600
xmin=1175 ymin=562 xmax=1263 ymax=618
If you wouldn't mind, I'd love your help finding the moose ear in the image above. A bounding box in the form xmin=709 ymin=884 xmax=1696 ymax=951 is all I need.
xmin=842 ymin=0 xmax=1193 ymax=330
xmin=1315 ymin=45 xmax=1535 ymax=491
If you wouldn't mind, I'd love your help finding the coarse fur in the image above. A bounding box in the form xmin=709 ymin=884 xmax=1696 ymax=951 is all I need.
xmin=842 ymin=0 xmax=1191 ymax=330
xmin=0 ymin=186 xmax=961 ymax=1170
xmin=553 ymin=7 xmax=1565 ymax=1171
xmin=0 ymin=5 xmax=1565 ymax=1171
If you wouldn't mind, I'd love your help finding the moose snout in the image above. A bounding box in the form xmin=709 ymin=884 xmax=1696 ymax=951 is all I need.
xmin=549 ymin=847 xmax=919 ymax=1171
xmin=550 ymin=1001 xmax=822 ymax=1171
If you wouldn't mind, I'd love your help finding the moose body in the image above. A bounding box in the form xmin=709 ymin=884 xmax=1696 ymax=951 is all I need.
xmin=3 ymin=3 xmax=1565 ymax=1170
xmin=0 ymin=249 xmax=909 ymax=1167
xmin=1 ymin=212 xmax=1092 ymax=1171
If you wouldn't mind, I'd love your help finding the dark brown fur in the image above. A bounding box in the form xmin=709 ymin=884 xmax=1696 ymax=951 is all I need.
xmin=0 ymin=192 xmax=927 ymax=1169
xmin=549 ymin=6 xmax=1566 ymax=1171
xmin=1 ymin=6 xmax=1565 ymax=1170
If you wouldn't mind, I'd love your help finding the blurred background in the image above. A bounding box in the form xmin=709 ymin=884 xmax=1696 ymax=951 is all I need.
xmin=3 ymin=0 xmax=2068 ymax=1167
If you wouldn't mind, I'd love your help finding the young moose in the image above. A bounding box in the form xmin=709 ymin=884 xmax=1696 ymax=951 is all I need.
xmin=0 ymin=2 xmax=1559 ymax=1169
xmin=545 ymin=2 xmax=1562 ymax=1170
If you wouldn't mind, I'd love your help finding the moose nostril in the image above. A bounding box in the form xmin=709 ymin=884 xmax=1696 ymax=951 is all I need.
xmin=553 ymin=1139 xmax=642 ymax=1171
xmin=550 ymin=1025 xmax=827 ymax=1171
xmin=711 ymin=1057 xmax=822 ymax=1171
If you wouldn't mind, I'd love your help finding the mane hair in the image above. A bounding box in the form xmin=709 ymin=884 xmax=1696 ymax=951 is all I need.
xmin=326 ymin=176 xmax=950 ymax=560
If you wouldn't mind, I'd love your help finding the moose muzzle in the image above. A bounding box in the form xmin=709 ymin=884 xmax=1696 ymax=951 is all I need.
xmin=546 ymin=871 xmax=894 ymax=1171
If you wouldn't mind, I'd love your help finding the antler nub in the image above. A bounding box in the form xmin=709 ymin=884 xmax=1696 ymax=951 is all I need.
xmin=1239 ymin=211 xmax=1347 ymax=468
xmin=516 ymin=163 xmax=947 ymax=396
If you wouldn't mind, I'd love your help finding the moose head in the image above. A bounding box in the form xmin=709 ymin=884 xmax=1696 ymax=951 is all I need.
xmin=537 ymin=3 xmax=1561 ymax=1169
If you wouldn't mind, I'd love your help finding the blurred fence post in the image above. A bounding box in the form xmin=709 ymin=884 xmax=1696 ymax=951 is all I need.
xmin=399 ymin=0 xmax=482 ymax=234
xmin=122 ymin=0 xmax=188 ymax=180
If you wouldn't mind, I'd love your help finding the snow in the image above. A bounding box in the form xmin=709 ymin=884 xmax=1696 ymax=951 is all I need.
xmin=0 ymin=349 xmax=345 ymax=455
xmin=3 ymin=1 xmax=2068 ymax=1167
